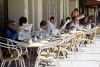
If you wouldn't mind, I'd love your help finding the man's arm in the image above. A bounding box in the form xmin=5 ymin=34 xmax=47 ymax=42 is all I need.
xmin=4 ymin=30 xmax=18 ymax=40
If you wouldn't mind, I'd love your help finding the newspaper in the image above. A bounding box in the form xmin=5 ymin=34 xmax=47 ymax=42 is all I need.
xmin=61 ymin=20 xmax=70 ymax=31
xmin=18 ymin=24 xmax=33 ymax=40
xmin=76 ymin=14 xmax=85 ymax=20
xmin=52 ymin=20 xmax=70 ymax=35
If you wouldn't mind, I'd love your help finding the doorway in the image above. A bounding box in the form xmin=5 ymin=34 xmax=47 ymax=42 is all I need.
xmin=0 ymin=0 xmax=8 ymax=36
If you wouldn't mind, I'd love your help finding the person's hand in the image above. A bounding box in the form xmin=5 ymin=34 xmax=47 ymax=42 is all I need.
xmin=58 ymin=27 xmax=63 ymax=30
xmin=18 ymin=28 xmax=24 ymax=33
xmin=31 ymin=35 xmax=35 ymax=38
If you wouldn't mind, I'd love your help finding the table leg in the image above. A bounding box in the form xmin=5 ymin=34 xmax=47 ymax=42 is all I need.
xmin=29 ymin=48 xmax=38 ymax=67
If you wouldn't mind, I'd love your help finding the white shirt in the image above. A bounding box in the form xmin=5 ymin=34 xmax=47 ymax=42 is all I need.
xmin=47 ymin=22 xmax=56 ymax=34
xmin=38 ymin=27 xmax=44 ymax=31
xmin=71 ymin=23 xmax=80 ymax=30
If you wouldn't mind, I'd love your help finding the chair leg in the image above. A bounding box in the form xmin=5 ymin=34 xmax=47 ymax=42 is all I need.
xmin=89 ymin=41 xmax=93 ymax=50
xmin=55 ymin=60 xmax=60 ymax=67
xmin=91 ymin=41 xmax=95 ymax=51
xmin=68 ymin=54 xmax=73 ymax=66
xmin=34 ymin=60 xmax=39 ymax=67
xmin=77 ymin=46 xmax=81 ymax=57
xmin=15 ymin=60 xmax=17 ymax=67
xmin=62 ymin=51 xmax=66 ymax=59
xmin=1 ymin=61 xmax=4 ymax=67
xmin=21 ymin=62 xmax=24 ymax=67
xmin=22 ymin=60 xmax=26 ymax=67
xmin=65 ymin=50 xmax=73 ymax=66
xmin=19 ymin=60 xmax=21 ymax=66
xmin=3 ymin=61 xmax=6 ymax=67
xmin=89 ymin=40 xmax=95 ymax=51
xmin=7 ymin=61 xmax=11 ymax=67
xmin=72 ymin=47 xmax=77 ymax=58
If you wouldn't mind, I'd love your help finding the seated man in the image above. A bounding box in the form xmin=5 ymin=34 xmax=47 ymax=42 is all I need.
xmin=2 ymin=19 xmax=20 ymax=58
xmin=3 ymin=19 xmax=20 ymax=40
xmin=69 ymin=17 xmax=80 ymax=30
xmin=39 ymin=20 xmax=48 ymax=31
xmin=47 ymin=16 xmax=62 ymax=34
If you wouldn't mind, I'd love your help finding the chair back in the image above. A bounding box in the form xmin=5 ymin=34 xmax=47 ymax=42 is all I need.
xmin=75 ymin=32 xmax=83 ymax=45
xmin=37 ymin=39 xmax=64 ymax=59
xmin=90 ymin=29 xmax=96 ymax=40
xmin=0 ymin=41 xmax=20 ymax=60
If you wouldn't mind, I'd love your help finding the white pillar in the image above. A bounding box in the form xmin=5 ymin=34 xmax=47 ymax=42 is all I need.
xmin=37 ymin=0 xmax=43 ymax=28
xmin=66 ymin=0 xmax=69 ymax=17
xmin=64 ymin=0 xmax=69 ymax=18
xmin=56 ymin=0 xmax=64 ymax=27
xmin=76 ymin=0 xmax=79 ymax=8
xmin=32 ymin=0 xmax=34 ymax=31
xmin=42 ymin=0 xmax=48 ymax=21
xmin=24 ymin=0 xmax=28 ymax=21
xmin=89 ymin=8 xmax=91 ymax=16
xmin=28 ymin=0 xmax=34 ymax=31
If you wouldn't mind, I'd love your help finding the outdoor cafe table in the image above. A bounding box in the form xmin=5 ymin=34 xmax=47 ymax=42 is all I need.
xmin=16 ymin=33 xmax=69 ymax=67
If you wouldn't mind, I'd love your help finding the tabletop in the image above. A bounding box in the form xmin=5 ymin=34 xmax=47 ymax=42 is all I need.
xmin=16 ymin=33 xmax=69 ymax=48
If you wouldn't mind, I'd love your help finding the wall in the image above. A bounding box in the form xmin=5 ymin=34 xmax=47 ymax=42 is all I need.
xmin=8 ymin=0 xmax=24 ymax=30
xmin=57 ymin=0 xmax=64 ymax=27
xmin=8 ymin=0 xmax=79 ymax=31
xmin=63 ymin=0 xmax=69 ymax=18
xmin=69 ymin=0 xmax=79 ymax=18
xmin=28 ymin=0 xmax=34 ymax=31
xmin=42 ymin=0 xmax=48 ymax=21
xmin=69 ymin=1 xmax=76 ymax=18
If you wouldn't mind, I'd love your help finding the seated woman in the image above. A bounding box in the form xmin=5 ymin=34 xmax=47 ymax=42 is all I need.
xmin=84 ymin=15 xmax=89 ymax=25
xmin=60 ymin=19 xmax=67 ymax=30
xmin=19 ymin=16 xmax=27 ymax=29
xmin=88 ymin=16 xmax=96 ymax=28
xmin=18 ymin=17 xmax=35 ymax=40
xmin=84 ymin=15 xmax=89 ymax=23
xmin=60 ymin=17 xmax=71 ymax=30
xmin=3 ymin=19 xmax=19 ymax=40
xmin=39 ymin=20 xmax=48 ymax=31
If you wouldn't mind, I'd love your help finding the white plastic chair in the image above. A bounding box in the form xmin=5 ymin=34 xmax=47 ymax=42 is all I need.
xmin=34 ymin=40 xmax=64 ymax=67
xmin=80 ymin=28 xmax=97 ymax=51
xmin=60 ymin=34 xmax=75 ymax=66
xmin=0 ymin=42 xmax=25 ymax=67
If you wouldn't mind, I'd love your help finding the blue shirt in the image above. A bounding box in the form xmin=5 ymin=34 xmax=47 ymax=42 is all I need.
xmin=3 ymin=28 xmax=18 ymax=40
xmin=87 ymin=21 xmax=96 ymax=28
xmin=60 ymin=24 xmax=68 ymax=30
xmin=91 ymin=22 xmax=96 ymax=28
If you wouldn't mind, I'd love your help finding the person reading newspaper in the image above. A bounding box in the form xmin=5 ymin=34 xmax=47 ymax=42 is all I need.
xmin=18 ymin=24 xmax=32 ymax=40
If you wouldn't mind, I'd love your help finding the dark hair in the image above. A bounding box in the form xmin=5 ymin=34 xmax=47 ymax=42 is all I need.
xmin=72 ymin=17 xmax=77 ymax=21
xmin=66 ymin=17 xmax=70 ymax=21
xmin=40 ymin=20 xmax=47 ymax=27
xmin=74 ymin=8 xmax=78 ymax=11
xmin=61 ymin=19 xmax=65 ymax=24
xmin=19 ymin=17 xmax=27 ymax=26
xmin=50 ymin=16 xmax=55 ymax=21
